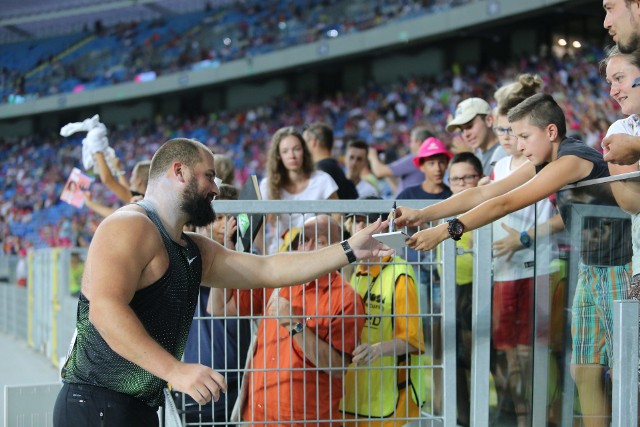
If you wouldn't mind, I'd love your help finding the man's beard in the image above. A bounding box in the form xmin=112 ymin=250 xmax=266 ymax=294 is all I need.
xmin=618 ymin=32 xmax=640 ymax=53
xmin=181 ymin=178 xmax=216 ymax=227
xmin=618 ymin=14 xmax=640 ymax=54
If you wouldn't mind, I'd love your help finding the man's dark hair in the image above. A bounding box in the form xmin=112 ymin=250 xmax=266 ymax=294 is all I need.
xmin=306 ymin=122 xmax=334 ymax=151
xmin=149 ymin=138 xmax=206 ymax=180
xmin=411 ymin=127 xmax=434 ymax=143
xmin=507 ymin=93 xmax=567 ymax=139
xmin=347 ymin=139 xmax=368 ymax=151
xmin=450 ymin=152 xmax=483 ymax=176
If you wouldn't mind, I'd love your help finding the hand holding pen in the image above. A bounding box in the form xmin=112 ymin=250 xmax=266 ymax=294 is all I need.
xmin=392 ymin=205 xmax=426 ymax=228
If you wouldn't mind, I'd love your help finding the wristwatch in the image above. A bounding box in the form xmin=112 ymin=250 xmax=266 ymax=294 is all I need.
xmin=340 ymin=240 xmax=357 ymax=264
xmin=290 ymin=321 xmax=304 ymax=337
xmin=447 ymin=218 xmax=465 ymax=241
xmin=520 ymin=231 xmax=531 ymax=248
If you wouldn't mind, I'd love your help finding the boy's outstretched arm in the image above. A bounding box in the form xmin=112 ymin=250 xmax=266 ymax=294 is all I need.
xmin=406 ymin=155 xmax=592 ymax=251
xmin=395 ymin=161 xmax=535 ymax=228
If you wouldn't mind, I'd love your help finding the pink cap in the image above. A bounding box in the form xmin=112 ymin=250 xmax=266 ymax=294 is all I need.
xmin=413 ymin=137 xmax=453 ymax=168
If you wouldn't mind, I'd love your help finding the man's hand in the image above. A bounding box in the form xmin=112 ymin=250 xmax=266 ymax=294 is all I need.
xmin=167 ymin=362 xmax=227 ymax=405
xmin=602 ymin=134 xmax=640 ymax=165
xmin=405 ymin=223 xmax=448 ymax=252
xmin=492 ymin=223 xmax=524 ymax=261
xmin=352 ymin=343 xmax=383 ymax=365
xmin=348 ymin=218 xmax=395 ymax=260
xmin=393 ymin=206 xmax=424 ymax=228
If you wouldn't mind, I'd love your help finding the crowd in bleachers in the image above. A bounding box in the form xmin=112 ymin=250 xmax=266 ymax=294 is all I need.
xmin=1 ymin=0 xmax=472 ymax=103
xmin=0 ymin=45 xmax=621 ymax=255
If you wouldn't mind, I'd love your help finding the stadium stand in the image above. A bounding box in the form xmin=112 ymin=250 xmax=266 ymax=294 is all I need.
xmin=0 ymin=47 xmax=618 ymax=255
xmin=0 ymin=0 xmax=475 ymax=103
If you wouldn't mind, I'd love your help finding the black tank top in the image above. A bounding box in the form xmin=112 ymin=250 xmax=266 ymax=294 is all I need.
xmin=62 ymin=200 xmax=202 ymax=408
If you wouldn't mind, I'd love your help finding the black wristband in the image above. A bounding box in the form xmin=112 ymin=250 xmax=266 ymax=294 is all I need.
xmin=340 ymin=240 xmax=357 ymax=264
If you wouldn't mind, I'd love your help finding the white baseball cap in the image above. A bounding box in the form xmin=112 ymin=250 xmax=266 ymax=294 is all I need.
xmin=446 ymin=98 xmax=492 ymax=132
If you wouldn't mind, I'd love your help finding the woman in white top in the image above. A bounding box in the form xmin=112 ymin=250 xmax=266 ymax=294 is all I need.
xmin=259 ymin=126 xmax=338 ymax=253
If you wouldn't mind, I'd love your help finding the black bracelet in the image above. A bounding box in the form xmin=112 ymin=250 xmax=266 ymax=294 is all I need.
xmin=340 ymin=240 xmax=357 ymax=264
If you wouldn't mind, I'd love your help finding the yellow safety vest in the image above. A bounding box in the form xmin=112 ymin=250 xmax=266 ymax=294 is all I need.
xmin=340 ymin=257 xmax=427 ymax=417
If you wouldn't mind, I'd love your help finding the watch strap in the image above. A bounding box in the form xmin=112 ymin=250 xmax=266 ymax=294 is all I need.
xmin=290 ymin=322 xmax=304 ymax=336
xmin=340 ymin=240 xmax=357 ymax=264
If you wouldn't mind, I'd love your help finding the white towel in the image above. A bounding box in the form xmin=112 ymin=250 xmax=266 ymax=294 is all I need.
xmin=59 ymin=114 xmax=101 ymax=137
xmin=60 ymin=115 xmax=117 ymax=175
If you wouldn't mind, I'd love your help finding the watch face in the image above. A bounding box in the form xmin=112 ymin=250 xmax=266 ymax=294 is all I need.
xmin=448 ymin=219 xmax=464 ymax=240
xmin=520 ymin=233 xmax=531 ymax=246
xmin=291 ymin=322 xmax=304 ymax=335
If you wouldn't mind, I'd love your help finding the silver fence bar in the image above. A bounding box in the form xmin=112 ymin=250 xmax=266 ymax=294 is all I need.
xmin=164 ymin=388 xmax=183 ymax=427
xmin=441 ymin=237 xmax=457 ymax=427
xmin=470 ymin=225 xmax=492 ymax=427
xmin=612 ymin=300 xmax=639 ymax=426
xmin=531 ymin=216 xmax=552 ymax=427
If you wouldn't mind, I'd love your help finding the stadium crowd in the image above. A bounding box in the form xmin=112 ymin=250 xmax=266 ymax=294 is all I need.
xmin=0 ymin=47 xmax=620 ymax=256
xmin=1 ymin=0 xmax=472 ymax=103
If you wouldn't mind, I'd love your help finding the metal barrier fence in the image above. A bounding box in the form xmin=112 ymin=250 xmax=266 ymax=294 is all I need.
xmin=178 ymin=199 xmax=456 ymax=426
xmin=2 ymin=181 xmax=639 ymax=426
xmin=3 ymin=383 xmax=61 ymax=427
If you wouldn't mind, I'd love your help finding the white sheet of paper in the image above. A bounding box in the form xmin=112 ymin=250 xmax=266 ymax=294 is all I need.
xmin=373 ymin=231 xmax=409 ymax=249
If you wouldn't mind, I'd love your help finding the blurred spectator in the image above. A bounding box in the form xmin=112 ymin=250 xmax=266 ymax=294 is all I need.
xmin=446 ymin=97 xmax=506 ymax=178
xmin=345 ymin=139 xmax=380 ymax=198
xmin=213 ymin=154 xmax=235 ymax=185
xmin=396 ymin=137 xmax=452 ymax=200
xmin=368 ymin=126 xmax=432 ymax=196
xmin=340 ymin=204 xmax=426 ymax=426
xmin=259 ymin=126 xmax=338 ymax=253
xmin=304 ymin=122 xmax=358 ymax=200
xmin=230 ymin=215 xmax=365 ymax=425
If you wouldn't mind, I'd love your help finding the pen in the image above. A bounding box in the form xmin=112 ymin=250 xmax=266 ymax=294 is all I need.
xmin=390 ymin=201 xmax=396 ymax=232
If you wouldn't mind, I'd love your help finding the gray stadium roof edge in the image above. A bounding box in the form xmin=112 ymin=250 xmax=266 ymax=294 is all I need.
xmin=0 ymin=0 xmax=234 ymax=44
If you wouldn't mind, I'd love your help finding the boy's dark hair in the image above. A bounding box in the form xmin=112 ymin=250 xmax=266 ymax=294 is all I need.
xmin=450 ymin=152 xmax=483 ymax=176
xmin=347 ymin=139 xmax=368 ymax=151
xmin=217 ymin=183 xmax=239 ymax=201
xmin=507 ymin=93 xmax=566 ymax=139
xmin=305 ymin=122 xmax=334 ymax=151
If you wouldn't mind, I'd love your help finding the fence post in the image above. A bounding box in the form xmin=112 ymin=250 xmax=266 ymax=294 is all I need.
xmin=612 ymin=299 xmax=639 ymax=426
xmin=470 ymin=225 xmax=492 ymax=427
